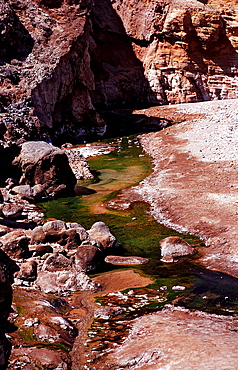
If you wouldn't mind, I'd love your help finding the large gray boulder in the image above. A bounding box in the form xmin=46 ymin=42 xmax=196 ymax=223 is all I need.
xmin=13 ymin=141 xmax=77 ymax=200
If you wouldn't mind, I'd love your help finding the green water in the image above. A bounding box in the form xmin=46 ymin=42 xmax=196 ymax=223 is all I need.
xmin=38 ymin=135 xmax=238 ymax=316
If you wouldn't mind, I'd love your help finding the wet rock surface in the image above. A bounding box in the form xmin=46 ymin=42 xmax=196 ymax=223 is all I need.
xmin=99 ymin=305 xmax=238 ymax=370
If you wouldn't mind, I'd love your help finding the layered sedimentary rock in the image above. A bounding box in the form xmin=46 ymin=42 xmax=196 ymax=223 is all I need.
xmin=1 ymin=0 xmax=238 ymax=143
xmin=109 ymin=0 xmax=238 ymax=104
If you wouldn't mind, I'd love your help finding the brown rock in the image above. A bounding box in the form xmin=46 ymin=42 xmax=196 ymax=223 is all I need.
xmin=75 ymin=243 xmax=103 ymax=272
xmin=11 ymin=184 xmax=34 ymax=201
xmin=160 ymin=236 xmax=194 ymax=258
xmin=1 ymin=230 xmax=30 ymax=258
xmin=42 ymin=220 xmax=66 ymax=234
xmin=18 ymin=259 xmax=37 ymax=281
xmin=36 ymin=269 xmax=100 ymax=294
xmin=34 ymin=244 xmax=53 ymax=257
xmin=30 ymin=225 xmax=46 ymax=244
xmin=10 ymin=347 xmax=69 ymax=369
xmin=33 ymin=323 xmax=60 ymax=343
xmin=42 ymin=253 xmax=72 ymax=272
xmin=31 ymin=221 xmax=89 ymax=249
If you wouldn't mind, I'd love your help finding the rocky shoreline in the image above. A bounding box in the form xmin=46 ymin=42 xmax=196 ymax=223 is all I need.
xmin=133 ymin=98 xmax=238 ymax=277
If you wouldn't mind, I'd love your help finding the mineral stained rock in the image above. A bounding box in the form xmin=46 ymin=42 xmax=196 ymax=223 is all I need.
xmin=1 ymin=0 xmax=238 ymax=143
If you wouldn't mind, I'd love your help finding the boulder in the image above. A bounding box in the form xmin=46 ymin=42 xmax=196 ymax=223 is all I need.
xmin=36 ymin=269 xmax=100 ymax=294
xmin=42 ymin=220 xmax=66 ymax=234
xmin=159 ymin=236 xmax=194 ymax=259
xmin=30 ymin=225 xmax=46 ymax=244
xmin=11 ymin=185 xmax=34 ymax=201
xmin=34 ymin=244 xmax=54 ymax=257
xmin=18 ymin=259 xmax=37 ymax=281
xmin=1 ymin=230 xmax=30 ymax=258
xmin=12 ymin=141 xmax=77 ymax=199
xmin=42 ymin=253 xmax=72 ymax=272
xmin=75 ymin=243 xmax=103 ymax=272
xmin=87 ymin=221 xmax=116 ymax=249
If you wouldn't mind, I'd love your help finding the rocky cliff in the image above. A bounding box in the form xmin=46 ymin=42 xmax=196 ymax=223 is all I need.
xmin=0 ymin=0 xmax=238 ymax=143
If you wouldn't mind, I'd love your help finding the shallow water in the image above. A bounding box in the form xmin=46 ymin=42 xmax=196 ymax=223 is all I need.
xmin=38 ymin=135 xmax=238 ymax=316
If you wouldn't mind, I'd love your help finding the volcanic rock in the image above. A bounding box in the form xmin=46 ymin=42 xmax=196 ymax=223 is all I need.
xmin=160 ymin=236 xmax=194 ymax=259
xmin=1 ymin=0 xmax=238 ymax=142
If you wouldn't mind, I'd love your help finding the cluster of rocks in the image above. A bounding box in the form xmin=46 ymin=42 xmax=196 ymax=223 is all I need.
xmin=0 ymin=219 xmax=118 ymax=295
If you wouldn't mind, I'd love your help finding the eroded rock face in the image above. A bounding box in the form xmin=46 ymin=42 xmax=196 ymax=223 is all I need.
xmin=110 ymin=0 xmax=238 ymax=104
xmin=1 ymin=0 xmax=238 ymax=143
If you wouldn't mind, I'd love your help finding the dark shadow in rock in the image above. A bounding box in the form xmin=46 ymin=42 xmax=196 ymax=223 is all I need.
xmin=0 ymin=219 xmax=36 ymax=230
xmin=75 ymin=186 xmax=97 ymax=196
xmin=0 ymin=250 xmax=19 ymax=369
xmin=100 ymin=110 xmax=172 ymax=138
xmin=90 ymin=0 xmax=158 ymax=109
xmin=0 ymin=5 xmax=34 ymax=63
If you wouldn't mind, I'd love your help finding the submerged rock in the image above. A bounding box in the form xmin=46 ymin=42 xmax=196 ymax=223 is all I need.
xmin=105 ymin=255 xmax=149 ymax=265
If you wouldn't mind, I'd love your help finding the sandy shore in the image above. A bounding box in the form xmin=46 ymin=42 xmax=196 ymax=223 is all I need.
xmin=131 ymin=99 xmax=238 ymax=277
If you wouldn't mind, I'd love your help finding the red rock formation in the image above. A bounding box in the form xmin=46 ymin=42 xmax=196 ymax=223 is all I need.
xmin=1 ymin=0 xmax=238 ymax=142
